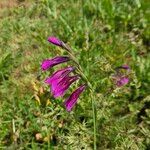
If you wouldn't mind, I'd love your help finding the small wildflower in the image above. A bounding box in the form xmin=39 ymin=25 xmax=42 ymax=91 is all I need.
xmin=121 ymin=65 xmax=130 ymax=70
xmin=48 ymin=36 xmax=62 ymax=47
xmin=45 ymin=66 xmax=75 ymax=85
xmin=112 ymin=64 xmax=130 ymax=87
xmin=41 ymin=56 xmax=70 ymax=71
xmin=48 ymin=36 xmax=71 ymax=51
xmin=64 ymin=85 xmax=86 ymax=112
xmin=51 ymin=75 xmax=80 ymax=98
xmin=116 ymin=64 xmax=130 ymax=71
xmin=116 ymin=76 xmax=129 ymax=87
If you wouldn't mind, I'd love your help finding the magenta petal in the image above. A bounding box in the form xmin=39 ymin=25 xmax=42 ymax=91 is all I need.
xmin=45 ymin=66 xmax=75 ymax=85
xmin=64 ymin=85 xmax=86 ymax=112
xmin=121 ymin=65 xmax=130 ymax=70
xmin=48 ymin=36 xmax=62 ymax=47
xmin=41 ymin=56 xmax=70 ymax=71
xmin=52 ymin=75 xmax=79 ymax=98
xmin=116 ymin=77 xmax=129 ymax=87
xmin=116 ymin=64 xmax=130 ymax=70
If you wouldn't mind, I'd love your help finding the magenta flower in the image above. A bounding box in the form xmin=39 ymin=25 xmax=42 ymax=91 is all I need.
xmin=41 ymin=56 xmax=70 ymax=71
xmin=64 ymin=85 xmax=86 ymax=112
xmin=42 ymin=37 xmax=87 ymax=111
xmin=51 ymin=75 xmax=80 ymax=98
xmin=45 ymin=73 xmax=79 ymax=98
xmin=116 ymin=77 xmax=129 ymax=87
xmin=48 ymin=36 xmax=62 ymax=47
xmin=116 ymin=64 xmax=130 ymax=70
xmin=45 ymin=66 xmax=75 ymax=85
xmin=121 ymin=65 xmax=130 ymax=70
xmin=48 ymin=36 xmax=71 ymax=51
xmin=112 ymin=64 xmax=130 ymax=87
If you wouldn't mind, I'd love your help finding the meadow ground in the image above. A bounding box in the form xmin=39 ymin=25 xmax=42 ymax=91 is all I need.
xmin=0 ymin=0 xmax=150 ymax=149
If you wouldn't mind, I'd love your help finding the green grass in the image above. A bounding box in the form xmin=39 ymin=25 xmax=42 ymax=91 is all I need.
xmin=0 ymin=0 xmax=150 ymax=149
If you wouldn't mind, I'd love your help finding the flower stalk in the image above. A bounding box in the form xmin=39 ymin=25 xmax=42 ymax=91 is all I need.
xmin=62 ymin=42 xmax=97 ymax=150
xmin=45 ymin=36 xmax=97 ymax=149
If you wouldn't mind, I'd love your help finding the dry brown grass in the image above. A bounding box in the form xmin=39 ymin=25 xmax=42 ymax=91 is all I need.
xmin=0 ymin=0 xmax=31 ymax=18
xmin=0 ymin=0 xmax=18 ymax=9
xmin=0 ymin=0 xmax=30 ymax=9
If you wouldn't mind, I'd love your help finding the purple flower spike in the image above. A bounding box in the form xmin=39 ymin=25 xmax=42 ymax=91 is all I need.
xmin=41 ymin=56 xmax=70 ymax=71
xmin=48 ymin=36 xmax=62 ymax=47
xmin=52 ymin=75 xmax=80 ymax=98
xmin=116 ymin=77 xmax=129 ymax=87
xmin=64 ymin=85 xmax=86 ymax=112
xmin=45 ymin=66 xmax=75 ymax=85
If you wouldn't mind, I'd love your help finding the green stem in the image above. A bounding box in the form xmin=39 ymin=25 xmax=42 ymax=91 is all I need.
xmin=91 ymin=91 xmax=97 ymax=150
xmin=68 ymin=51 xmax=93 ymax=89
xmin=65 ymin=48 xmax=97 ymax=150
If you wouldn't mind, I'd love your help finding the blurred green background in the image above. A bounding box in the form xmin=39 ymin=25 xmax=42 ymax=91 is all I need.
xmin=0 ymin=0 xmax=150 ymax=149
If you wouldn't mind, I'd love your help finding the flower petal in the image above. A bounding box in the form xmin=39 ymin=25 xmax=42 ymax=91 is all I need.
xmin=64 ymin=85 xmax=86 ymax=112
xmin=116 ymin=77 xmax=129 ymax=87
xmin=116 ymin=64 xmax=130 ymax=70
xmin=121 ymin=65 xmax=130 ymax=70
xmin=41 ymin=56 xmax=70 ymax=71
xmin=45 ymin=66 xmax=75 ymax=85
xmin=48 ymin=36 xmax=63 ymax=47
xmin=52 ymin=75 xmax=79 ymax=98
